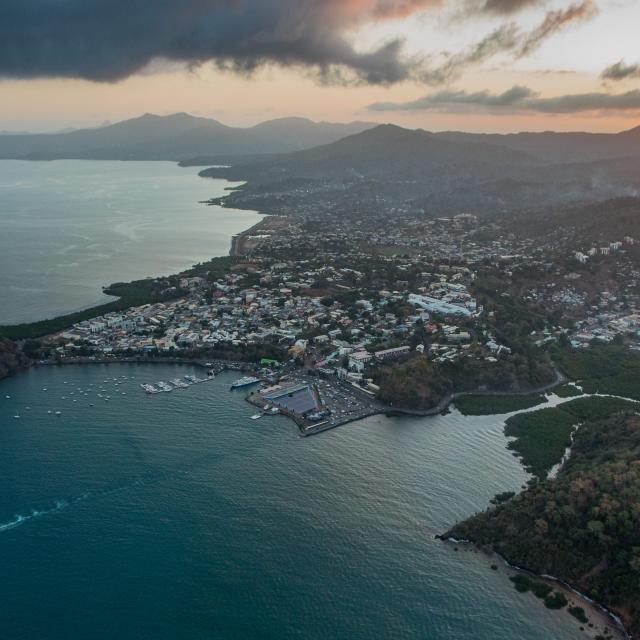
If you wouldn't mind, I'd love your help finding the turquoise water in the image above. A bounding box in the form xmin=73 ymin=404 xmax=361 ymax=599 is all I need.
xmin=0 ymin=160 xmax=261 ymax=324
xmin=0 ymin=364 xmax=587 ymax=639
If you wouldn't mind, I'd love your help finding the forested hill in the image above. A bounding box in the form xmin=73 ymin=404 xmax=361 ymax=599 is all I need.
xmin=202 ymin=124 xmax=640 ymax=214
xmin=445 ymin=410 xmax=640 ymax=637
xmin=0 ymin=338 xmax=30 ymax=380
xmin=0 ymin=113 xmax=375 ymax=161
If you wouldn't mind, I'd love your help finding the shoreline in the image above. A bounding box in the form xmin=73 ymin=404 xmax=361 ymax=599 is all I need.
xmin=0 ymin=167 xmax=261 ymax=333
xmin=440 ymin=537 xmax=631 ymax=640
xmin=19 ymin=355 xmax=568 ymax=434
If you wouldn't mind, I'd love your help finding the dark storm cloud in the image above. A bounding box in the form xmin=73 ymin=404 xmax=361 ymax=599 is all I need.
xmin=0 ymin=0 xmax=596 ymax=85
xmin=601 ymin=60 xmax=640 ymax=82
xmin=368 ymin=86 xmax=640 ymax=112
xmin=0 ymin=0 xmax=440 ymax=84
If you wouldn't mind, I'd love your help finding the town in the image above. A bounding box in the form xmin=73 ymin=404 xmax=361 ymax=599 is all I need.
xmin=31 ymin=197 xmax=640 ymax=433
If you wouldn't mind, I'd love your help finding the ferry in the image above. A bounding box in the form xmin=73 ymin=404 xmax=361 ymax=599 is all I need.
xmin=230 ymin=376 xmax=260 ymax=389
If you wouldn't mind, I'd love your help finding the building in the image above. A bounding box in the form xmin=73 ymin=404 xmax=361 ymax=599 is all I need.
xmin=374 ymin=345 xmax=411 ymax=361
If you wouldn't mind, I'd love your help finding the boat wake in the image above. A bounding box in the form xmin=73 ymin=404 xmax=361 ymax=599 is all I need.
xmin=0 ymin=496 xmax=83 ymax=533
xmin=0 ymin=452 xmax=222 ymax=535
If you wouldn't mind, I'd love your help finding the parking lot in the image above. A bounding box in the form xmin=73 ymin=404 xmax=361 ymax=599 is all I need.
xmin=285 ymin=372 xmax=382 ymax=435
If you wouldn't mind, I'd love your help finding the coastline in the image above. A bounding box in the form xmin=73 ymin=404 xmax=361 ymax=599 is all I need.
xmin=0 ymin=163 xmax=261 ymax=334
xmin=439 ymin=537 xmax=631 ymax=640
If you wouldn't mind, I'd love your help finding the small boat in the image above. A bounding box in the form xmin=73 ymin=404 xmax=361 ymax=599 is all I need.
xmin=13 ymin=413 xmax=20 ymax=419
xmin=55 ymin=411 xmax=61 ymax=416
xmin=250 ymin=414 xmax=262 ymax=420
xmin=5 ymin=395 xmax=10 ymax=399
xmin=47 ymin=410 xmax=52 ymax=414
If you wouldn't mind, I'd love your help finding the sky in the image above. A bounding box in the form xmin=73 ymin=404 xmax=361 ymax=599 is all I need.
xmin=1 ymin=0 xmax=639 ymax=133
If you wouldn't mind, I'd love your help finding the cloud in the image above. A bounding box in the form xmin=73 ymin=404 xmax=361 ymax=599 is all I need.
xmin=0 ymin=0 xmax=440 ymax=84
xmin=601 ymin=60 xmax=640 ymax=82
xmin=516 ymin=0 xmax=597 ymax=58
xmin=417 ymin=0 xmax=595 ymax=85
xmin=368 ymin=85 xmax=640 ymax=113
xmin=478 ymin=0 xmax=545 ymax=14
xmin=0 ymin=0 xmax=596 ymax=86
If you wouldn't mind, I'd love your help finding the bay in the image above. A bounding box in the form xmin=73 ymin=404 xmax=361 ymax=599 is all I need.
xmin=0 ymin=363 xmax=590 ymax=640
xmin=0 ymin=160 xmax=260 ymax=324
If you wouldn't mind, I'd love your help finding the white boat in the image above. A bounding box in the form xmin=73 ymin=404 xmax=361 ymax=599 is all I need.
xmin=230 ymin=376 xmax=260 ymax=389
xmin=13 ymin=413 xmax=20 ymax=419
xmin=250 ymin=414 xmax=262 ymax=420
xmin=141 ymin=384 xmax=160 ymax=395
xmin=55 ymin=411 xmax=61 ymax=416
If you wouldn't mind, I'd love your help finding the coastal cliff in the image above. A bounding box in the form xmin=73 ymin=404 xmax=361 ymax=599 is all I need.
xmin=0 ymin=338 xmax=30 ymax=380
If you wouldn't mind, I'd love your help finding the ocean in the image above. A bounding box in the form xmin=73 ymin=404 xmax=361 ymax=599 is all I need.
xmin=0 ymin=160 xmax=261 ymax=325
xmin=0 ymin=363 xmax=589 ymax=640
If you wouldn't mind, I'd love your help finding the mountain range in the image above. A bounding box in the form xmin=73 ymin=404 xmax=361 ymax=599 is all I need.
xmin=2 ymin=112 xmax=640 ymax=167
xmin=0 ymin=113 xmax=375 ymax=161
xmin=200 ymin=122 xmax=640 ymax=214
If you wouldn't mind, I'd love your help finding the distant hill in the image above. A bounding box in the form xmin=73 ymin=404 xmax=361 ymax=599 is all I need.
xmin=437 ymin=125 xmax=640 ymax=164
xmin=203 ymin=123 xmax=539 ymax=182
xmin=0 ymin=113 xmax=376 ymax=161
xmin=202 ymin=124 xmax=640 ymax=214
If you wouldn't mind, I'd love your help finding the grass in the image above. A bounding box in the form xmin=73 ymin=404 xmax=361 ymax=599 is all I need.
xmin=454 ymin=393 xmax=547 ymax=416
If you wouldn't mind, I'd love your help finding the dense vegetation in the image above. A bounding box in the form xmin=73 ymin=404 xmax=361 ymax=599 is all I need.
xmin=375 ymin=351 xmax=556 ymax=410
xmin=454 ymin=393 xmax=547 ymax=416
xmin=504 ymin=408 xmax=576 ymax=478
xmin=446 ymin=408 xmax=640 ymax=637
xmin=553 ymin=384 xmax=583 ymax=398
xmin=374 ymin=355 xmax=450 ymax=410
xmin=554 ymin=343 xmax=640 ymax=401
xmin=0 ymin=257 xmax=235 ymax=341
xmin=504 ymin=397 xmax=638 ymax=478
xmin=0 ymin=338 xmax=30 ymax=379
